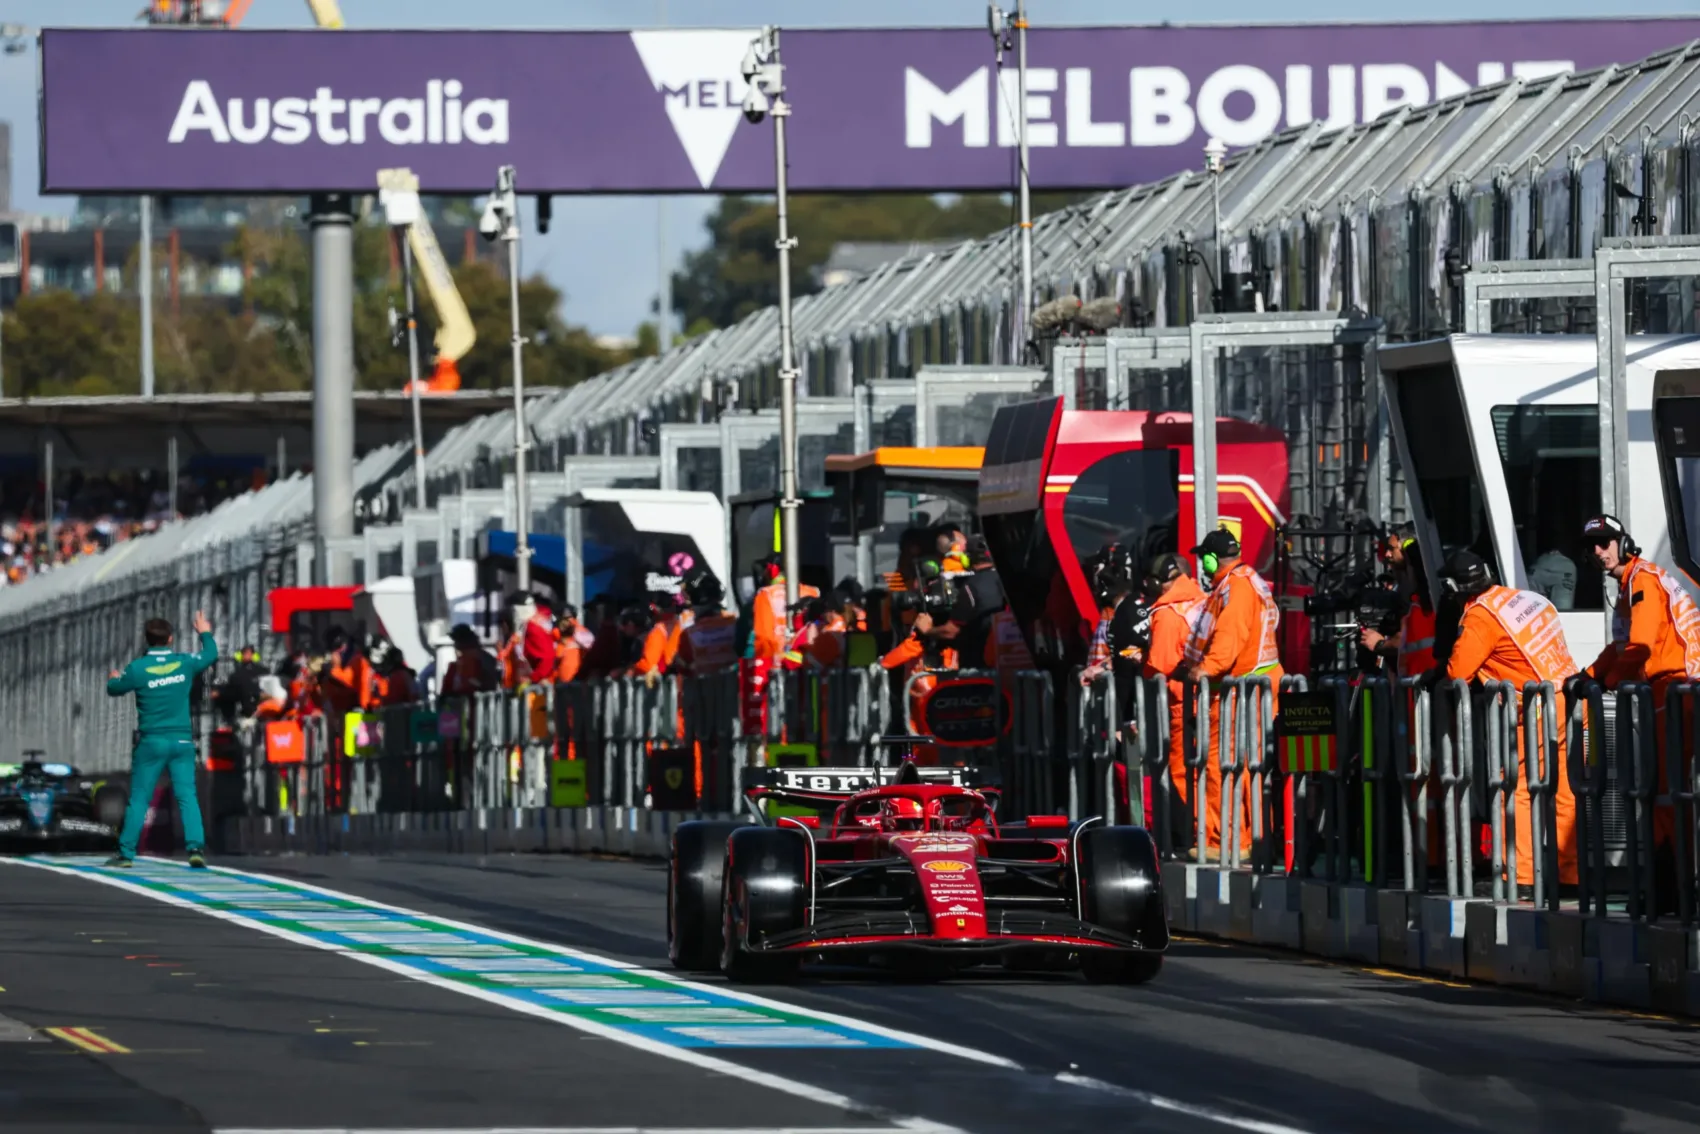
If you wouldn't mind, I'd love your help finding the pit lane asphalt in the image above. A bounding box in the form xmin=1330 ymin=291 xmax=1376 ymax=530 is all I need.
xmin=8 ymin=852 xmax=1700 ymax=1134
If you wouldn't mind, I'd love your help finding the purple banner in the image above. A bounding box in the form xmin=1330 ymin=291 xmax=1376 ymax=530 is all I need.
xmin=39 ymin=21 xmax=1700 ymax=195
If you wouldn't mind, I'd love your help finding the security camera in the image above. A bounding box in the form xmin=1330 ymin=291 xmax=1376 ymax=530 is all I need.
xmin=742 ymin=87 xmax=769 ymax=124
xmin=478 ymin=198 xmax=503 ymax=242
xmin=987 ymin=4 xmax=1006 ymax=39
xmin=740 ymin=42 xmax=761 ymax=82
xmin=1203 ymin=137 xmax=1228 ymax=175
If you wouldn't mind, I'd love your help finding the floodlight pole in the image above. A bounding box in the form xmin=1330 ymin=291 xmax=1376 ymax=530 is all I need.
xmin=498 ymin=165 xmax=532 ymax=595
xmin=140 ymin=194 xmax=155 ymax=398
xmin=400 ymin=235 xmax=427 ymax=511
xmin=746 ymin=27 xmax=801 ymax=608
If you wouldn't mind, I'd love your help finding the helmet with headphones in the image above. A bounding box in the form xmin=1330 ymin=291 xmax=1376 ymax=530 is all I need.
xmin=1439 ymin=549 xmax=1495 ymax=598
xmin=1581 ymin=514 xmax=1640 ymax=558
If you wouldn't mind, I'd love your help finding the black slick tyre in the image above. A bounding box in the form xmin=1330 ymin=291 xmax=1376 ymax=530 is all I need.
xmin=668 ymin=820 xmax=744 ymax=971
xmin=1077 ymin=825 xmax=1168 ymax=984
xmin=719 ymin=826 xmax=808 ymax=983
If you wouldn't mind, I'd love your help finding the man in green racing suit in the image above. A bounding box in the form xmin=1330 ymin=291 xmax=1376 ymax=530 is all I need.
xmin=104 ymin=612 xmax=219 ymax=868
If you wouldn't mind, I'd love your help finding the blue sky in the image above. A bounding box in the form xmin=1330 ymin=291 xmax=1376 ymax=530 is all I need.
xmin=5 ymin=0 xmax=1698 ymax=337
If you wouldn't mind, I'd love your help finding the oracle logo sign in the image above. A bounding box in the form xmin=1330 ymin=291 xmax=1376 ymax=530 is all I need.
xmin=904 ymin=59 xmax=1571 ymax=152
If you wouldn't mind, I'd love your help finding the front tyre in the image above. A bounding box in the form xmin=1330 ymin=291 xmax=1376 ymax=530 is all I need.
xmin=1076 ymin=825 xmax=1167 ymax=984
xmin=719 ymin=826 xmax=808 ymax=983
xmin=668 ymin=820 xmax=746 ymax=972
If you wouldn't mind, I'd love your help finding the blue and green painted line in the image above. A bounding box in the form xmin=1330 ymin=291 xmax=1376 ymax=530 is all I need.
xmin=9 ymin=855 xmax=973 ymax=1055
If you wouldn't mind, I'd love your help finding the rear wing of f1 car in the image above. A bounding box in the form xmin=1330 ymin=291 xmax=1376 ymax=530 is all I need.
xmin=742 ymin=765 xmax=998 ymax=794
xmin=740 ymin=763 xmax=1002 ymax=823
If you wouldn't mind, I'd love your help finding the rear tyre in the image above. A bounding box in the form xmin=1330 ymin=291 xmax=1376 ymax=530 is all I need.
xmin=719 ymin=827 xmax=808 ymax=983
xmin=1076 ymin=825 xmax=1168 ymax=984
xmin=668 ymin=820 xmax=745 ymax=972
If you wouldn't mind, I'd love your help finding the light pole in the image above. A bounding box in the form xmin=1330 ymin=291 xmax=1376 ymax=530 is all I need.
xmin=378 ymin=170 xmax=428 ymax=510
xmin=1205 ymin=136 xmax=1227 ymax=309
xmin=989 ymin=3 xmax=1033 ymax=345
xmin=741 ymin=27 xmax=800 ymax=608
xmin=140 ymin=195 xmax=155 ymax=397
xmin=482 ymin=166 xmax=531 ymax=594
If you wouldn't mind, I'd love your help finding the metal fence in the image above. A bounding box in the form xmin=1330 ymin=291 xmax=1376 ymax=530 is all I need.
xmin=209 ymin=661 xmax=1700 ymax=934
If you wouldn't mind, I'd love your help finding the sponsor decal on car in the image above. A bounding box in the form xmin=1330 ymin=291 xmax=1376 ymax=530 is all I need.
xmin=920 ymin=860 xmax=973 ymax=874
xmin=58 ymin=819 xmax=111 ymax=835
xmin=898 ymin=836 xmax=977 ymax=852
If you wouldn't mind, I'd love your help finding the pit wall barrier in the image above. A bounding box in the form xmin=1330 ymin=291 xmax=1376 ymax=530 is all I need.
xmin=210 ymin=665 xmax=1700 ymax=1018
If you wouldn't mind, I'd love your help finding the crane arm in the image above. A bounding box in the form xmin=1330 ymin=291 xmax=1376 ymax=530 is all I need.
xmin=406 ymin=220 xmax=476 ymax=364
xmin=304 ymin=0 xmax=344 ymax=28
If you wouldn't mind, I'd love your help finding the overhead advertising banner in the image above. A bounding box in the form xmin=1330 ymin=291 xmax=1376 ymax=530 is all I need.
xmin=39 ymin=20 xmax=1700 ymax=195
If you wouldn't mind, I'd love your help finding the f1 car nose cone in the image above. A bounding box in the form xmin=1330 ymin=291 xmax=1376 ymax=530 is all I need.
xmin=23 ymin=790 xmax=53 ymax=829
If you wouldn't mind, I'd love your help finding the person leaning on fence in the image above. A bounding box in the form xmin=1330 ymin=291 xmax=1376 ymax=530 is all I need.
xmin=552 ymin=603 xmax=596 ymax=684
xmin=1142 ymin=552 xmax=1207 ymax=837
xmin=318 ymin=627 xmax=375 ymax=716
xmin=1360 ymin=526 xmax=1438 ymax=677
xmin=633 ymin=582 xmax=684 ymax=677
xmin=442 ymin=624 xmax=499 ymax=695
xmin=1182 ymin=527 xmax=1284 ymax=858
xmin=1580 ymin=514 xmax=1700 ymax=905
xmin=673 ymin=570 xmax=738 ymax=675
xmin=374 ymin=646 xmax=418 ymax=705
xmin=1439 ymin=549 xmax=1580 ymax=889
xmin=104 ymin=611 xmax=219 ymax=869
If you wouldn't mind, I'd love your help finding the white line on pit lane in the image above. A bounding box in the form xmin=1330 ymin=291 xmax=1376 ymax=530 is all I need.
xmin=1057 ymin=1073 xmax=1317 ymax=1134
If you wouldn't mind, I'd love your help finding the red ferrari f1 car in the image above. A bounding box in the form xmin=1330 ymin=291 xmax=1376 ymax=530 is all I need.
xmin=667 ymin=764 xmax=1168 ymax=983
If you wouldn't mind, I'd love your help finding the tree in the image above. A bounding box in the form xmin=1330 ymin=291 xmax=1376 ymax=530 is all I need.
xmin=5 ymin=291 xmax=140 ymax=397
xmin=670 ymin=192 xmax=1090 ymax=331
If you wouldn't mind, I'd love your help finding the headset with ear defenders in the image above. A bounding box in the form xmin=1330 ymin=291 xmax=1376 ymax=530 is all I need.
xmin=1200 ymin=552 xmax=1219 ymax=576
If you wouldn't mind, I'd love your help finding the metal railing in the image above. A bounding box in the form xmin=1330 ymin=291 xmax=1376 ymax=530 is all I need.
xmin=206 ymin=658 xmax=1700 ymax=935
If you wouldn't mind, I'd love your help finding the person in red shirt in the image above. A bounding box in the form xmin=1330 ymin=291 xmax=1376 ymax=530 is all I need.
xmin=509 ymin=594 xmax=559 ymax=686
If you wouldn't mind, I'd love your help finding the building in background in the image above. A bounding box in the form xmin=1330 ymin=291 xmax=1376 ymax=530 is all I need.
xmin=10 ymin=193 xmax=488 ymax=311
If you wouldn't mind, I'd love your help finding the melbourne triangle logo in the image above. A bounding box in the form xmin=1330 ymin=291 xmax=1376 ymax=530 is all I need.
xmin=630 ymin=29 xmax=761 ymax=190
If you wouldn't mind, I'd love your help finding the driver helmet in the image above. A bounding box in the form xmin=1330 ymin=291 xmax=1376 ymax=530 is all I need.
xmin=881 ymin=797 xmax=926 ymax=832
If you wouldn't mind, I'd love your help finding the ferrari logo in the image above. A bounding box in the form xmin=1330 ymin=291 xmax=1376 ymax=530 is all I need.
xmin=1217 ymin=516 xmax=1243 ymax=544
xmin=956 ymin=918 xmax=966 ymax=928
xmin=664 ymin=767 xmax=684 ymax=790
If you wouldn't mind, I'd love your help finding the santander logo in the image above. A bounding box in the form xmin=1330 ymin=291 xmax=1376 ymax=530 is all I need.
xmin=167 ymin=79 xmax=510 ymax=146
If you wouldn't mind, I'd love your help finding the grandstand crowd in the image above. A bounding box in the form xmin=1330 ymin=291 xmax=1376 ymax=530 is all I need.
xmin=0 ymin=467 xmax=267 ymax=581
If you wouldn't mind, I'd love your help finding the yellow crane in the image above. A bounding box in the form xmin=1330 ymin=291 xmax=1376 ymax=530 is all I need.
xmin=377 ymin=168 xmax=476 ymax=393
